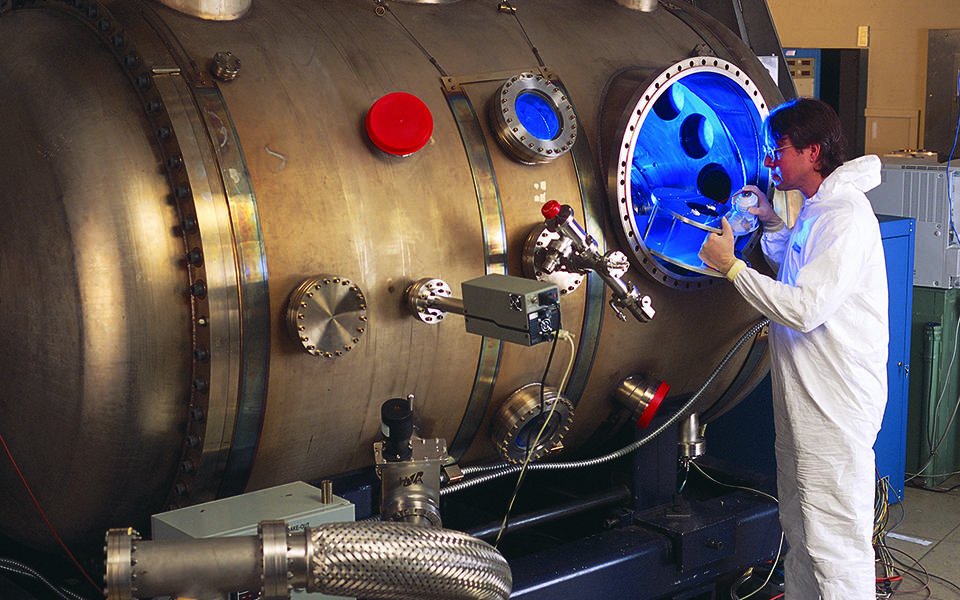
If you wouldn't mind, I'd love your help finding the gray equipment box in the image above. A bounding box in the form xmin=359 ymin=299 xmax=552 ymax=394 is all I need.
xmin=867 ymin=157 xmax=960 ymax=288
xmin=152 ymin=481 xmax=355 ymax=600
xmin=461 ymin=274 xmax=559 ymax=346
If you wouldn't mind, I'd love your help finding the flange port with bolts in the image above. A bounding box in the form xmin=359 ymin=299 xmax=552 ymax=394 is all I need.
xmin=405 ymin=273 xmax=560 ymax=346
xmin=524 ymin=200 xmax=655 ymax=323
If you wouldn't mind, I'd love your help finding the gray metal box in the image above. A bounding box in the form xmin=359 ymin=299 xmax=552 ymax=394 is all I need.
xmin=866 ymin=158 xmax=960 ymax=288
xmin=152 ymin=481 xmax=354 ymax=600
xmin=461 ymin=274 xmax=559 ymax=345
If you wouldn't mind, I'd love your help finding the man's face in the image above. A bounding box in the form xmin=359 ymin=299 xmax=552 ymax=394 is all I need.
xmin=764 ymin=136 xmax=815 ymax=192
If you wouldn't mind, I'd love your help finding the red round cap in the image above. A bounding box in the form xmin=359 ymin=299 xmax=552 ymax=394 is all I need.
xmin=366 ymin=92 xmax=433 ymax=156
xmin=542 ymin=200 xmax=562 ymax=219
xmin=637 ymin=381 xmax=669 ymax=429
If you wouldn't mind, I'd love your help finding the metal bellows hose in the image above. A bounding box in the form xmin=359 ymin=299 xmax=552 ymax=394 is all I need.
xmin=105 ymin=521 xmax=511 ymax=600
xmin=311 ymin=522 xmax=512 ymax=600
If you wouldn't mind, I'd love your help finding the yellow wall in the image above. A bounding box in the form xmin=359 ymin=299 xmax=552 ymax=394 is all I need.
xmin=766 ymin=0 xmax=960 ymax=156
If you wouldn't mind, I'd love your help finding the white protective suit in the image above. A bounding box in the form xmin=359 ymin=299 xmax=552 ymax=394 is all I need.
xmin=731 ymin=155 xmax=888 ymax=600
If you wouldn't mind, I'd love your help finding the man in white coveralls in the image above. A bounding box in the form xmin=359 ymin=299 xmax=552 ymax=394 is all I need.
xmin=699 ymin=97 xmax=888 ymax=600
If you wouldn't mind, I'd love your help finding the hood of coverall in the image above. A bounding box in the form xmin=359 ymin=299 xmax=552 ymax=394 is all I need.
xmin=813 ymin=155 xmax=882 ymax=200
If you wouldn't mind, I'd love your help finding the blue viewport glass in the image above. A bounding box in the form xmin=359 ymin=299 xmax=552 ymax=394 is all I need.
xmin=516 ymin=91 xmax=561 ymax=140
xmin=515 ymin=412 xmax=561 ymax=450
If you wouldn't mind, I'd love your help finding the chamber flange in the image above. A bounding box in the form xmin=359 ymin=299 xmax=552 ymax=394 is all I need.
xmin=606 ymin=57 xmax=770 ymax=287
xmin=490 ymin=72 xmax=577 ymax=164
xmin=490 ymin=383 xmax=574 ymax=464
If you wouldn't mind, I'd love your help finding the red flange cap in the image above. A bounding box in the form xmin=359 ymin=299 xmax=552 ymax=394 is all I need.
xmin=637 ymin=381 xmax=669 ymax=428
xmin=541 ymin=200 xmax=562 ymax=219
xmin=366 ymin=92 xmax=433 ymax=156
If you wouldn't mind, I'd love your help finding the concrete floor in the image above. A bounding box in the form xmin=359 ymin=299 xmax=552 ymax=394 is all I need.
xmin=879 ymin=474 xmax=960 ymax=599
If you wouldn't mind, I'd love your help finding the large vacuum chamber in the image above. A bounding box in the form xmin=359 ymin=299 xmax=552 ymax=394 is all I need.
xmin=0 ymin=0 xmax=782 ymax=551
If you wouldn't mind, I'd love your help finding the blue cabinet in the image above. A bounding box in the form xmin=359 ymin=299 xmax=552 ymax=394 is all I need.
xmin=875 ymin=216 xmax=915 ymax=502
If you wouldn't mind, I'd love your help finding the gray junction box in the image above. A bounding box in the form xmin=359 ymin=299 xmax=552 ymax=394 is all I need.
xmin=151 ymin=481 xmax=355 ymax=600
xmin=461 ymin=273 xmax=560 ymax=346
xmin=867 ymin=157 xmax=960 ymax=288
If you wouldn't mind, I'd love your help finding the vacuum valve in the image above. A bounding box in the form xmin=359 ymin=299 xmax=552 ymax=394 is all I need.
xmin=536 ymin=201 xmax=654 ymax=323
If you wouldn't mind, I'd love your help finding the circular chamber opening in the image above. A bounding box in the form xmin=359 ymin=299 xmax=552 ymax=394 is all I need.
xmin=491 ymin=383 xmax=574 ymax=464
xmin=697 ymin=163 xmax=732 ymax=203
xmin=680 ymin=114 xmax=714 ymax=159
xmin=653 ymin=84 xmax=684 ymax=120
xmin=515 ymin=411 xmax=563 ymax=450
xmin=607 ymin=58 xmax=771 ymax=284
xmin=515 ymin=91 xmax=561 ymax=140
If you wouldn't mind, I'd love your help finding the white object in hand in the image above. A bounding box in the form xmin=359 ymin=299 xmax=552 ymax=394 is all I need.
xmin=727 ymin=190 xmax=759 ymax=235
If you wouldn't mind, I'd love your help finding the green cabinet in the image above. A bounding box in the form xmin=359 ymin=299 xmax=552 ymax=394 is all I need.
xmin=908 ymin=287 xmax=960 ymax=487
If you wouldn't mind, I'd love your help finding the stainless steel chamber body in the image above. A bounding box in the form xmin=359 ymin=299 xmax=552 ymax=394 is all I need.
xmin=0 ymin=0 xmax=780 ymax=548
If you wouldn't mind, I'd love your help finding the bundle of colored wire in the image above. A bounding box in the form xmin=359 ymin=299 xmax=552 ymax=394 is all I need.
xmin=873 ymin=475 xmax=896 ymax=587
xmin=869 ymin=475 xmax=960 ymax=598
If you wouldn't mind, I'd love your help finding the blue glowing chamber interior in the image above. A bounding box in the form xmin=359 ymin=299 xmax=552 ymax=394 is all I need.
xmin=626 ymin=69 xmax=769 ymax=278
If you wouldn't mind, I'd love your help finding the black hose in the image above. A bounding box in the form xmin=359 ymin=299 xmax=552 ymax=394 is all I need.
xmin=0 ymin=558 xmax=90 ymax=600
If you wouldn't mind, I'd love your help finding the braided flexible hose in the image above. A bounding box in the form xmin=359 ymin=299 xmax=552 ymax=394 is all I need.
xmin=442 ymin=318 xmax=771 ymax=495
xmin=309 ymin=521 xmax=512 ymax=600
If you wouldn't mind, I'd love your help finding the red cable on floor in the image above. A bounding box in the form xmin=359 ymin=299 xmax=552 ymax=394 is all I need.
xmin=0 ymin=430 xmax=104 ymax=595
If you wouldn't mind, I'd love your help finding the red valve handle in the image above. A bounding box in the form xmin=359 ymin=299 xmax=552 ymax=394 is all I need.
xmin=541 ymin=200 xmax=562 ymax=219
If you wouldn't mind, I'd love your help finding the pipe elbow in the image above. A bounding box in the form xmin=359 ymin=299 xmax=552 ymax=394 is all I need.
xmin=310 ymin=522 xmax=513 ymax=600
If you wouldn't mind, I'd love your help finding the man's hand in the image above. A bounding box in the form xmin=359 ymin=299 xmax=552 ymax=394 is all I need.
xmin=741 ymin=184 xmax=784 ymax=232
xmin=699 ymin=217 xmax=738 ymax=275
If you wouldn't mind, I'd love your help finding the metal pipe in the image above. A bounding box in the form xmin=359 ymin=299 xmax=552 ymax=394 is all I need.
xmin=921 ymin=322 xmax=943 ymax=478
xmin=465 ymin=485 xmax=631 ymax=540
xmin=539 ymin=203 xmax=655 ymax=323
xmin=678 ymin=413 xmax=705 ymax=460
xmin=309 ymin=522 xmax=511 ymax=600
xmin=427 ymin=295 xmax=466 ymax=315
xmin=106 ymin=520 xmax=511 ymax=600
xmin=106 ymin=534 xmax=261 ymax=600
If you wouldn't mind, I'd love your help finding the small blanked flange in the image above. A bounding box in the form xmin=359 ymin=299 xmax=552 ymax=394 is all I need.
xmin=105 ymin=528 xmax=139 ymax=600
xmin=286 ymin=276 xmax=367 ymax=358
xmin=406 ymin=278 xmax=455 ymax=324
xmin=614 ymin=374 xmax=668 ymax=428
xmin=491 ymin=383 xmax=574 ymax=464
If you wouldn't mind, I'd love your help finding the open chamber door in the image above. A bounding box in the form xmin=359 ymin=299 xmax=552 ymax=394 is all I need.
xmin=603 ymin=58 xmax=771 ymax=286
